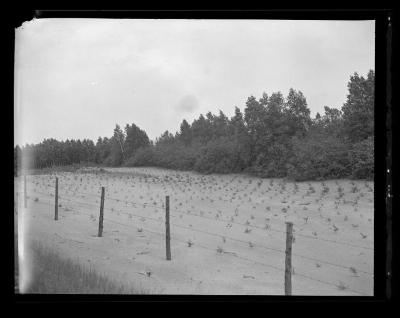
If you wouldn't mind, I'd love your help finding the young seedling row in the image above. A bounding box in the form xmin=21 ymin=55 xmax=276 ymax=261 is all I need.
xmin=16 ymin=167 xmax=374 ymax=295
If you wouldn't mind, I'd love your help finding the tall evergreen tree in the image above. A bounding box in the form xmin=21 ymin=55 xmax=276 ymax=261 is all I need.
xmin=341 ymin=70 xmax=374 ymax=142
xmin=178 ymin=119 xmax=192 ymax=146
xmin=124 ymin=123 xmax=150 ymax=159
xmin=106 ymin=124 xmax=126 ymax=166
xmin=191 ymin=114 xmax=208 ymax=144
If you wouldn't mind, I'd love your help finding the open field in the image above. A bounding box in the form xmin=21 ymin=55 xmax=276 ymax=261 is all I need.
xmin=15 ymin=167 xmax=374 ymax=295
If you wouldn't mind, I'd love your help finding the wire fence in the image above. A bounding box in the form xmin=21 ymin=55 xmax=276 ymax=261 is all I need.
xmin=29 ymin=188 xmax=374 ymax=273
xmin=23 ymin=178 xmax=375 ymax=259
xmin=25 ymin=179 xmax=374 ymax=250
xmin=16 ymin=177 xmax=374 ymax=296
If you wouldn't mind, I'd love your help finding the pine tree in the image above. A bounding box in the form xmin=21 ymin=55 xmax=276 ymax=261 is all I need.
xmin=341 ymin=70 xmax=374 ymax=142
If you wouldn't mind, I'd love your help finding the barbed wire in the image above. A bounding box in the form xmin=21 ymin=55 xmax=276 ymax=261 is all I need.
xmin=146 ymin=203 xmax=373 ymax=251
xmin=24 ymin=185 xmax=374 ymax=252
xmin=22 ymin=190 xmax=372 ymax=264
xmin=292 ymin=271 xmax=370 ymax=296
xmin=25 ymin=178 xmax=374 ymax=233
xmin=30 ymin=193 xmax=374 ymax=275
xmin=291 ymin=231 xmax=373 ymax=251
xmin=99 ymin=214 xmax=371 ymax=295
xmin=24 ymin=181 xmax=375 ymax=249
xmin=22 ymin=193 xmax=373 ymax=295
xmin=50 ymin=185 xmax=375 ymax=250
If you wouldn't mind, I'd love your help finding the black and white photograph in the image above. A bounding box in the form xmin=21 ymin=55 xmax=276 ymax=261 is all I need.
xmin=14 ymin=15 xmax=379 ymax=296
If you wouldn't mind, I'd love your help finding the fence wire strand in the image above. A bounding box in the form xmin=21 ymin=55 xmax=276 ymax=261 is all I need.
xmin=19 ymin=179 xmax=374 ymax=295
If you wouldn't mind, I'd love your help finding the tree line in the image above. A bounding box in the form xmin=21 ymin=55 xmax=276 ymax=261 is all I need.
xmin=15 ymin=70 xmax=374 ymax=181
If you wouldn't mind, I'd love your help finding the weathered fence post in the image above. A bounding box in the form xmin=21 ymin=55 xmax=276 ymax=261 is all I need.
xmin=98 ymin=187 xmax=105 ymax=237
xmin=54 ymin=177 xmax=59 ymax=220
xmin=24 ymin=174 xmax=27 ymax=208
xmin=165 ymin=195 xmax=171 ymax=260
xmin=285 ymin=222 xmax=293 ymax=295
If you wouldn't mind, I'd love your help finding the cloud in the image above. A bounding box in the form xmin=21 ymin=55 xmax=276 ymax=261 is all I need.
xmin=175 ymin=94 xmax=199 ymax=113
xmin=15 ymin=19 xmax=374 ymax=145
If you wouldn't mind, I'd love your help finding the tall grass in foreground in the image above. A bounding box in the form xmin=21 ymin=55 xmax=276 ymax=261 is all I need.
xmin=24 ymin=241 xmax=146 ymax=294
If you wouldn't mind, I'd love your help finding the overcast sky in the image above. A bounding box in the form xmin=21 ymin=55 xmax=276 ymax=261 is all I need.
xmin=14 ymin=19 xmax=375 ymax=146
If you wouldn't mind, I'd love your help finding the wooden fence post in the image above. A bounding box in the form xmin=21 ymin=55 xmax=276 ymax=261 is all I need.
xmin=98 ymin=187 xmax=105 ymax=237
xmin=285 ymin=222 xmax=293 ymax=295
xmin=165 ymin=195 xmax=171 ymax=260
xmin=24 ymin=174 xmax=27 ymax=208
xmin=54 ymin=177 xmax=58 ymax=220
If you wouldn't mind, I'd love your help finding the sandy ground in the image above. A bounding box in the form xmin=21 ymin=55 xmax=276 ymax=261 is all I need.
xmin=15 ymin=167 xmax=374 ymax=295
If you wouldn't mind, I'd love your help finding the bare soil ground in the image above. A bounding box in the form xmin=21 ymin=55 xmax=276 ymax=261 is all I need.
xmin=15 ymin=167 xmax=374 ymax=295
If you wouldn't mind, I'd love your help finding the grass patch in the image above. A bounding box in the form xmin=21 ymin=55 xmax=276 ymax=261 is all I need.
xmin=24 ymin=241 xmax=146 ymax=294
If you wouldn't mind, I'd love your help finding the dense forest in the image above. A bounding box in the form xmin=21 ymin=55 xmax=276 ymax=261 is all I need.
xmin=15 ymin=70 xmax=374 ymax=181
